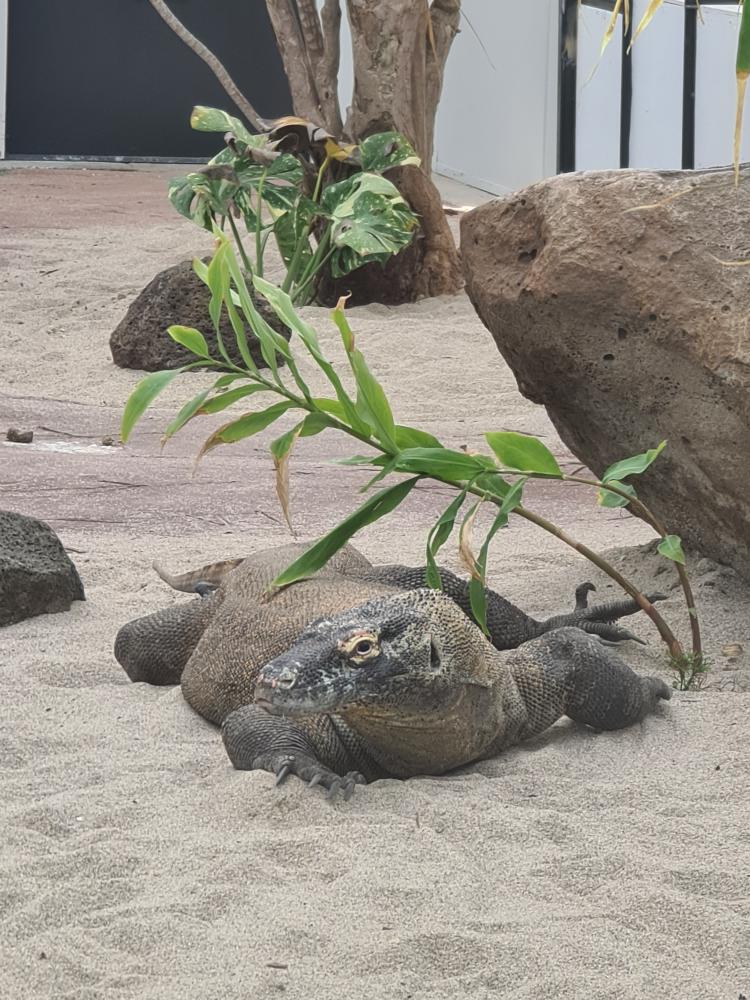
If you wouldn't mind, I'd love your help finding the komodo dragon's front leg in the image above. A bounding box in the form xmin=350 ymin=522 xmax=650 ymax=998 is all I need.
xmin=221 ymin=706 xmax=375 ymax=799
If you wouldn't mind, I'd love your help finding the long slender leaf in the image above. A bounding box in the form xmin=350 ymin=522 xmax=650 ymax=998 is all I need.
xmin=424 ymin=490 xmax=469 ymax=588
xmin=469 ymin=478 xmax=526 ymax=634
xmin=121 ymin=370 xmax=182 ymax=443
xmin=162 ymin=387 xmax=214 ymax=445
xmin=394 ymin=447 xmax=493 ymax=482
xmin=253 ymin=276 xmax=369 ymax=436
xmin=271 ymin=477 xmax=421 ymax=588
xmin=198 ymin=383 xmax=272 ymax=414
xmin=197 ymin=401 xmax=296 ymax=460
xmin=331 ymin=303 xmax=398 ymax=450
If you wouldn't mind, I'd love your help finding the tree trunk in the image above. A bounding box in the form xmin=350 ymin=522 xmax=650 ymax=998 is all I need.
xmin=339 ymin=0 xmax=463 ymax=302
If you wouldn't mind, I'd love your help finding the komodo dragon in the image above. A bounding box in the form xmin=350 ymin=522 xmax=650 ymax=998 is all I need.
xmin=115 ymin=542 xmax=670 ymax=797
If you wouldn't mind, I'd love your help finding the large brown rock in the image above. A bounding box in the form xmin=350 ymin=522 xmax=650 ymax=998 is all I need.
xmin=0 ymin=511 xmax=85 ymax=626
xmin=110 ymin=259 xmax=289 ymax=371
xmin=461 ymin=166 xmax=750 ymax=580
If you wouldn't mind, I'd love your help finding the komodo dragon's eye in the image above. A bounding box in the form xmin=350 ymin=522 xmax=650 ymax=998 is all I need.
xmin=338 ymin=631 xmax=380 ymax=663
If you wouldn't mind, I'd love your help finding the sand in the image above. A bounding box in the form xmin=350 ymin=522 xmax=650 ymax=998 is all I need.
xmin=1 ymin=166 xmax=749 ymax=1000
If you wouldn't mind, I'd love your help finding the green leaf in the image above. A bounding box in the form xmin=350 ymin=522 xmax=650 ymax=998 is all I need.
xmin=320 ymin=173 xmax=418 ymax=278
xmin=197 ymin=400 xmax=296 ymax=458
xmin=224 ymin=250 xmax=291 ymax=382
xmin=358 ymin=131 xmax=421 ymax=172
xmin=469 ymin=478 xmax=526 ymax=634
xmin=596 ymin=480 xmax=637 ymax=509
xmin=331 ymin=305 xmax=397 ymax=450
xmin=299 ymin=411 xmax=335 ymax=437
xmin=601 ymin=441 xmax=667 ymax=483
xmin=253 ymin=276 xmax=368 ymax=435
xmin=192 ymin=257 xmax=210 ymax=284
xmin=484 ymin=432 xmax=562 ymax=477
xmin=425 ymin=491 xmax=469 ymax=588
xmin=120 ymin=369 xmax=182 ymax=443
xmin=167 ymin=325 xmax=209 ymax=358
xmin=270 ymin=424 xmax=301 ymax=462
xmin=394 ymin=447 xmax=492 ymax=482
xmin=190 ymin=106 xmax=255 ymax=145
xmin=162 ymin=387 xmax=213 ymax=444
xmin=198 ymin=383 xmax=272 ymax=414
xmin=394 ymin=425 xmax=442 ymax=449
xmin=271 ymin=477 xmax=421 ymax=589
xmin=657 ymin=534 xmax=686 ymax=565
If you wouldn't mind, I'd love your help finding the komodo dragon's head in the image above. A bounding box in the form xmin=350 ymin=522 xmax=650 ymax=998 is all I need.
xmin=253 ymin=588 xmax=499 ymax=775
xmin=255 ymin=589 xmax=470 ymax=715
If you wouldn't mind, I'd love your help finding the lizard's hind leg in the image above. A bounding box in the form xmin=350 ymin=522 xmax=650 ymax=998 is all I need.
xmin=114 ymin=595 xmax=217 ymax=686
xmin=510 ymin=627 xmax=671 ymax=738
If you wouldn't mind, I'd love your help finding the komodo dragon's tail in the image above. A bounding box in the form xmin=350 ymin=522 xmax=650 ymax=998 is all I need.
xmin=152 ymin=558 xmax=244 ymax=594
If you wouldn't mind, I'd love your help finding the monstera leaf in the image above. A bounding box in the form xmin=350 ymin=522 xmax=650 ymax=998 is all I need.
xmin=168 ymin=167 xmax=241 ymax=231
xmin=358 ymin=131 xmax=421 ymax=173
xmin=321 ymin=174 xmax=418 ymax=277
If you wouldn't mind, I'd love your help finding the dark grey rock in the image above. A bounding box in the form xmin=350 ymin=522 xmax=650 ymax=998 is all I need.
xmin=0 ymin=511 xmax=85 ymax=627
xmin=109 ymin=259 xmax=289 ymax=372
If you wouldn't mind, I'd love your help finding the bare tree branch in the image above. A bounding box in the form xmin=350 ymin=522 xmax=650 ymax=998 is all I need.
xmin=425 ymin=0 xmax=461 ymax=163
xmin=315 ymin=0 xmax=344 ymax=133
xmin=146 ymin=0 xmax=265 ymax=130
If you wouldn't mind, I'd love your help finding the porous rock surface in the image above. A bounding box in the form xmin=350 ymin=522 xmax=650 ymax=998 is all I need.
xmin=110 ymin=259 xmax=289 ymax=371
xmin=461 ymin=166 xmax=750 ymax=581
xmin=0 ymin=510 xmax=85 ymax=626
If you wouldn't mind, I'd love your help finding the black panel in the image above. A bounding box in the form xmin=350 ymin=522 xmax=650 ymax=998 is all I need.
xmin=6 ymin=0 xmax=292 ymax=158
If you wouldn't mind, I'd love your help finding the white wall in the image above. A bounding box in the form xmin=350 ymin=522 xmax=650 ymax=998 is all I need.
xmin=575 ymin=0 xmax=750 ymax=172
xmin=575 ymin=3 xmax=622 ymax=170
xmin=433 ymin=0 xmax=559 ymax=195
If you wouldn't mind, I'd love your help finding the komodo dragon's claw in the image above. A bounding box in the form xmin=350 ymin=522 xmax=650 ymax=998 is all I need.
xmin=327 ymin=772 xmax=366 ymax=801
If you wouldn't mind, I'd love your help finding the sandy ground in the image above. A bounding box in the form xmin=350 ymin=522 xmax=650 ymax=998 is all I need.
xmin=1 ymin=166 xmax=749 ymax=1000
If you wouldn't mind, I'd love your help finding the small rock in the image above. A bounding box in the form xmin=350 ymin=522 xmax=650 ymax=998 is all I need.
xmin=0 ymin=511 xmax=85 ymax=626
xmin=101 ymin=435 xmax=115 ymax=447
xmin=6 ymin=428 xmax=33 ymax=444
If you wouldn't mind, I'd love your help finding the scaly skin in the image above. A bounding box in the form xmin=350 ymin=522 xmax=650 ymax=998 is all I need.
xmin=114 ymin=543 xmax=669 ymax=796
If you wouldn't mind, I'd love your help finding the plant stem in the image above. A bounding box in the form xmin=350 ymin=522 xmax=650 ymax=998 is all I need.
xmin=227 ymin=213 xmax=253 ymax=274
xmin=255 ymin=170 xmax=267 ymax=278
xmin=564 ymin=475 xmax=702 ymax=659
xmin=281 ymin=156 xmax=331 ymax=294
xmin=292 ymin=230 xmax=334 ymax=305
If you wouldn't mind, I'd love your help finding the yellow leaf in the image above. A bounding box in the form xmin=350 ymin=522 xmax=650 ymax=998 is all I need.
xmin=324 ymin=138 xmax=358 ymax=162
xmin=628 ymin=0 xmax=665 ymax=53
xmin=458 ymin=500 xmax=483 ymax=581
xmin=600 ymin=0 xmax=623 ymax=57
xmin=274 ymin=430 xmax=301 ymax=536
